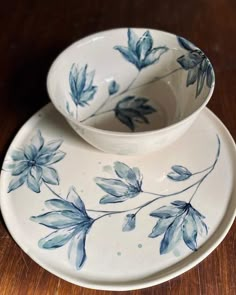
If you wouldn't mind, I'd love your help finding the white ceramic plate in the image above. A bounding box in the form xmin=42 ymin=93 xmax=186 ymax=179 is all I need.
xmin=0 ymin=103 xmax=235 ymax=291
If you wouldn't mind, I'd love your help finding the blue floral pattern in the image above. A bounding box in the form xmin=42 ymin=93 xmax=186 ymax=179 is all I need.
xmin=68 ymin=29 xmax=168 ymax=131
xmin=67 ymin=30 xmax=214 ymax=131
xmin=4 ymin=130 xmax=65 ymax=193
xmin=167 ymin=165 xmax=192 ymax=181
xmin=177 ymin=36 xmax=214 ymax=97
xmin=149 ymin=201 xmax=207 ymax=253
xmin=5 ymin=132 xmax=220 ymax=271
xmin=69 ymin=64 xmax=97 ymax=107
xmin=114 ymin=28 xmax=168 ymax=70
xmin=95 ymin=161 xmax=142 ymax=204
xmin=30 ymin=187 xmax=93 ymax=270
xmin=115 ymin=96 xmax=156 ymax=131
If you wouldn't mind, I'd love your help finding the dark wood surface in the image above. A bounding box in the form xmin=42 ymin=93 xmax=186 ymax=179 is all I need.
xmin=0 ymin=1 xmax=235 ymax=294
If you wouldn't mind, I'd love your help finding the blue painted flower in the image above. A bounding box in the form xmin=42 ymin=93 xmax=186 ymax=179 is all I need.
xmin=95 ymin=161 xmax=142 ymax=204
xmin=115 ymin=96 xmax=156 ymax=131
xmin=177 ymin=36 xmax=214 ymax=97
xmin=4 ymin=130 xmax=65 ymax=193
xmin=114 ymin=28 xmax=168 ymax=70
xmin=149 ymin=201 xmax=208 ymax=254
xmin=30 ymin=187 xmax=93 ymax=270
xmin=167 ymin=165 xmax=192 ymax=181
xmin=69 ymin=63 xmax=97 ymax=107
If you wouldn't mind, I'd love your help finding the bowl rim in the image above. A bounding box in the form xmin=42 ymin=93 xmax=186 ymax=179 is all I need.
xmin=47 ymin=27 xmax=215 ymax=137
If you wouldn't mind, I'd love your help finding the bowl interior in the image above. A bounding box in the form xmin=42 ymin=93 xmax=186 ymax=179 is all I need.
xmin=48 ymin=28 xmax=215 ymax=133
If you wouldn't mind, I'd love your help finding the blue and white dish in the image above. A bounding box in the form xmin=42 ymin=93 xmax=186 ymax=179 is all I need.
xmin=1 ymin=103 xmax=235 ymax=291
xmin=47 ymin=28 xmax=215 ymax=155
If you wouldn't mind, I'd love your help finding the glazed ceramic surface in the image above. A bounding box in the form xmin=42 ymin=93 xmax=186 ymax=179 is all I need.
xmin=1 ymin=104 xmax=235 ymax=291
xmin=47 ymin=28 xmax=215 ymax=155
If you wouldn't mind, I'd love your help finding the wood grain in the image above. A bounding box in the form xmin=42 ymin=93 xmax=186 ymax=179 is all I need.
xmin=0 ymin=0 xmax=235 ymax=294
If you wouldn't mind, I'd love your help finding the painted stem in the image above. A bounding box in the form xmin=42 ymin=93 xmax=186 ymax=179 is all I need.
xmin=90 ymin=135 xmax=220 ymax=220
xmin=79 ymin=68 xmax=181 ymax=123
xmin=191 ymin=166 xmax=212 ymax=176
xmin=44 ymin=183 xmax=64 ymax=200
xmin=90 ymin=170 xmax=213 ymax=218
xmin=189 ymin=135 xmax=220 ymax=202
xmin=43 ymin=136 xmax=220 ymax=221
xmin=131 ymin=67 xmax=182 ymax=91
xmin=80 ymin=72 xmax=139 ymax=123
xmin=113 ymin=71 xmax=140 ymax=98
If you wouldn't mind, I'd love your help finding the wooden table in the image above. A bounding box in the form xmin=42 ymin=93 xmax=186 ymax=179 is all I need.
xmin=0 ymin=1 xmax=235 ymax=294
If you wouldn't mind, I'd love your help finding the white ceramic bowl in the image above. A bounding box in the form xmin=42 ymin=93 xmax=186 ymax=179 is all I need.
xmin=47 ymin=28 xmax=215 ymax=155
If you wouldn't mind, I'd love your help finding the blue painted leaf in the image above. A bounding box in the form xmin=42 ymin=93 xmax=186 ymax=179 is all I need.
xmin=27 ymin=166 xmax=42 ymax=193
xmin=116 ymin=111 xmax=135 ymax=131
xmin=31 ymin=130 xmax=44 ymax=151
xmin=171 ymin=200 xmax=188 ymax=207
xmin=45 ymin=199 xmax=78 ymax=212
xmin=108 ymin=80 xmax=120 ymax=95
xmin=68 ymin=229 xmax=88 ymax=270
xmin=79 ymin=86 xmax=97 ymax=106
xmin=95 ymin=177 xmax=129 ymax=197
xmin=11 ymin=161 xmax=28 ymax=176
xmin=66 ymin=101 xmax=73 ymax=116
xmin=47 ymin=151 xmax=66 ymax=165
xmin=206 ymin=64 xmax=214 ymax=88
xmin=38 ymin=227 xmax=75 ymax=249
xmin=36 ymin=153 xmax=54 ymax=166
xmin=114 ymin=161 xmax=141 ymax=188
xmin=143 ymin=46 xmax=168 ymax=67
xmin=168 ymin=165 xmax=192 ymax=181
xmin=41 ymin=166 xmax=59 ymax=185
xmin=128 ymin=28 xmax=139 ymax=53
xmin=69 ymin=64 xmax=78 ymax=96
xmin=189 ymin=206 xmax=207 ymax=236
xmin=160 ymin=215 xmax=184 ymax=254
xmin=192 ymin=211 xmax=208 ymax=236
xmin=177 ymin=36 xmax=195 ymax=51
xmin=11 ymin=149 xmax=25 ymax=161
xmin=99 ymin=194 xmax=128 ymax=204
xmin=196 ymin=59 xmax=208 ymax=97
xmin=187 ymin=67 xmax=198 ymax=86
xmin=84 ymin=70 xmax=95 ymax=91
xmin=177 ymin=55 xmax=197 ymax=70
xmin=115 ymin=96 xmax=156 ymax=131
xmin=67 ymin=186 xmax=87 ymax=215
xmin=2 ymin=161 xmax=16 ymax=171
xmin=150 ymin=205 xmax=182 ymax=218
xmin=122 ymin=214 xmax=136 ymax=231
xmin=61 ymin=211 xmax=90 ymax=223
xmin=76 ymin=64 xmax=87 ymax=97
xmin=172 ymin=165 xmax=192 ymax=175
xmin=69 ymin=64 xmax=97 ymax=107
xmin=8 ymin=169 xmax=28 ymax=192
xmin=182 ymin=213 xmax=197 ymax=251
xmin=30 ymin=211 xmax=80 ymax=229
xmin=149 ymin=217 xmax=175 ymax=238
xmin=40 ymin=139 xmax=63 ymax=154
xmin=133 ymin=167 xmax=142 ymax=184
xmin=114 ymin=46 xmax=139 ymax=68
xmin=190 ymin=206 xmax=205 ymax=219
xmin=136 ymin=31 xmax=153 ymax=60
xmin=24 ymin=144 xmax=37 ymax=161
xmin=178 ymin=51 xmax=203 ymax=72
